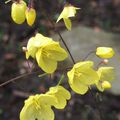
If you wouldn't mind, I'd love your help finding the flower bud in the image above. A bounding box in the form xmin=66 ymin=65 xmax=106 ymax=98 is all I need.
xmin=25 ymin=8 xmax=36 ymax=26
xmin=102 ymin=81 xmax=111 ymax=90
xmin=22 ymin=47 xmax=27 ymax=52
xmin=96 ymin=47 xmax=114 ymax=58
xmin=103 ymin=59 xmax=109 ymax=64
xmin=11 ymin=0 xmax=27 ymax=24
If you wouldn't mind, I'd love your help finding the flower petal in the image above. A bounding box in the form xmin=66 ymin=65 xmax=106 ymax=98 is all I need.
xmin=76 ymin=68 xmax=99 ymax=85
xmin=34 ymin=33 xmax=53 ymax=47
xmin=69 ymin=79 xmax=88 ymax=95
xmin=63 ymin=18 xmax=72 ymax=30
xmin=44 ymin=42 xmax=68 ymax=61
xmin=47 ymin=86 xmax=71 ymax=100
xmin=26 ymin=37 xmax=37 ymax=59
xmin=97 ymin=67 xmax=115 ymax=82
xmin=74 ymin=61 xmax=94 ymax=70
xmin=36 ymin=49 xmax=57 ymax=73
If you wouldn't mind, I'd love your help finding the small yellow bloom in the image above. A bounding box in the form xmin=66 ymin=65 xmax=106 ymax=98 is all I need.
xmin=20 ymin=94 xmax=56 ymax=120
xmin=96 ymin=67 xmax=115 ymax=92
xmin=96 ymin=47 xmax=115 ymax=58
xmin=102 ymin=81 xmax=111 ymax=89
xmin=46 ymin=86 xmax=71 ymax=109
xmin=11 ymin=0 xmax=27 ymax=24
xmin=57 ymin=4 xmax=80 ymax=30
xmin=25 ymin=7 xmax=36 ymax=26
xmin=25 ymin=33 xmax=68 ymax=73
xmin=67 ymin=61 xmax=99 ymax=95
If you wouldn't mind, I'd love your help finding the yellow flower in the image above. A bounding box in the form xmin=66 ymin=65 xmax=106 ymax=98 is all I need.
xmin=57 ymin=4 xmax=80 ymax=30
xmin=46 ymin=86 xmax=71 ymax=109
xmin=96 ymin=67 xmax=115 ymax=92
xmin=11 ymin=0 xmax=27 ymax=24
xmin=25 ymin=7 xmax=36 ymax=26
xmin=25 ymin=33 xmax=68 ymax=73
xmin=67 ymin=61 xmax=99 ymax=95
xmin=96 ymin=47 xmax=115 ymax=58
xmin=20 ymin=94 xmax=56 ymax=120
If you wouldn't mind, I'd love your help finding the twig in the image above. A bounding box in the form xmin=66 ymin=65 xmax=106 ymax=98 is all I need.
xmin=89 ymin=87 xmax=104 ymax=120
xmin=13 ymin=90 xmax=32 ymax=98
xmin=0 ymin=71 xmax=40 ymax=87
xmin=82 ymin=51 xmax=95 ymax=61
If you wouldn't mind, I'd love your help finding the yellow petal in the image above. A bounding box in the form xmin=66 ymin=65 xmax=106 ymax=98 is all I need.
xmin=36 ymin=106 xmax=54 ymax=120
xmin=34 ymin=33 xmax=53 ymax=47
xmin=69 ymin=78 xmax=88 ymax=95
xmin=26 ymin=37 xmax=37 ymax=59
xmin=43 ymin=42 xmax=68 ymax=61
xmin=25 ymin=8 xmax=36 ymax=26
xmin=74 ymin=61 xmax=94 ymax=70
xmin=96 ymin=47 xmax=115 ymax=58
xmin=76 ymin=68 xmax=99 ymax=85
xmin=97 ymin=67 xmax=115 ymax=82
xmin=52 ymin=95 xmax=67 ymax=109
xmin=36 ymin=49 xmax=57 ymax=73
xmin=47 ymin=86 xmax=71 ymax=100
xmin=11 ymin=0 xmax=27 ymax=24
xmin=67 ymin=68 xmax=75 ymax=84
xmin=63 ymin=18 xmax=72 ymax=30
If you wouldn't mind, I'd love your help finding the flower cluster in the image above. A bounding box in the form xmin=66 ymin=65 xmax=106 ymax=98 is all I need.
xmin=67 ymin=47 xmax=115 ymax=94
xmin=7 ymin=1 xmax=116 ymax=120
xmin=20 ymin=86 xmax=71 ymax=120
xmin=11 ymin=0 xmax=36 ymax=26
xmin=67 ymin=60 xmax=115 ymax=94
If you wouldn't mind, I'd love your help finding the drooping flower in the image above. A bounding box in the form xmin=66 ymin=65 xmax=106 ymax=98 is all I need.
xmin=96 ymin=47 xmax=115 ymax=58
xmin=46 ymin=85 xmax=71 ymax=109
xmin=25 ymin=33 xmax=68 ymax=73
xmin=57 ymin=4 xmax=80 ymax=30
xmin=25 ymin=7 xmax=36 ymax=26
xmin=96 ymin=67 xmax=115 ymax=92
xmin=20 ymin=94 xmax=56 ymax=120
xmin=20 ymin=86 xmax=71 ymax=120
xmin=67 ymin=61 xmax=99 ymax=95
xmin=11 ymin=0 xmax=27 ymax=24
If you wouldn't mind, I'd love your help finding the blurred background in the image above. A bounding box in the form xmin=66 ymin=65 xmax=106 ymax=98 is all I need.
xmin=0 ymin=0 xmax=120 ymax=120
